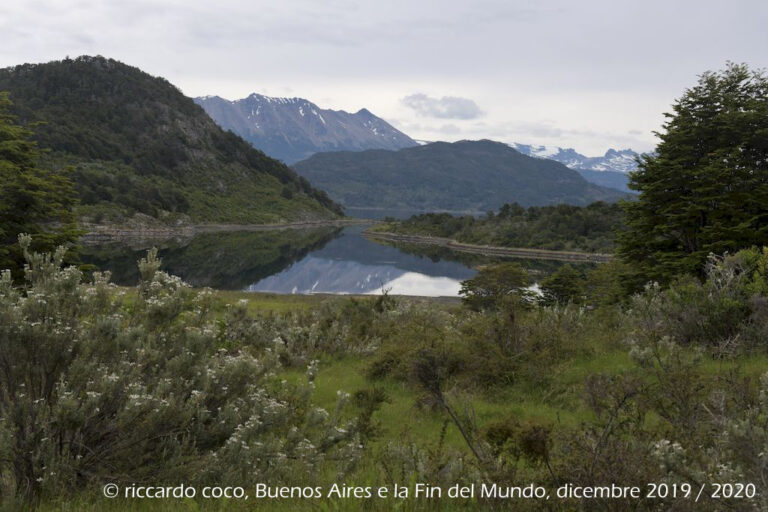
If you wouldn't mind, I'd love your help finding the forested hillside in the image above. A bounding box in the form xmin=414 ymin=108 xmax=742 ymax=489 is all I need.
xmin=293 ymin=140 xmax=628 ymax=212
xmin=0 ymin=56 xmax=342 ymax=225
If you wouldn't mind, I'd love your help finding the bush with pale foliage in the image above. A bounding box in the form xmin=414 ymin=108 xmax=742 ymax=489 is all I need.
xmin=0 ymin=236 xmax=359 ymax=501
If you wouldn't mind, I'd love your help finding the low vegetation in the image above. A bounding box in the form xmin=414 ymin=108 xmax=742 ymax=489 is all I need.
xmin=2 ymin=240 xmax=768 ymax=510
xmin=0 ymin=241 xmax=360 ymax=508
xmin=1 ymin=61 xmax=767 ymax=511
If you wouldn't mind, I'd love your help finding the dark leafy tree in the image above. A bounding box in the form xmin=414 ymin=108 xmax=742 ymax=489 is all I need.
xmin=0 ymin=92 xmax=80 ymax=279
xmin=459 ymin=262 xmax=531 ymax=311
xmin=618 ymin=63 xmax=768 ymax=286
xmin=582 ymin=259 xmax=635 ymax=307
xmin=539 ymin=264 xmax=583 ymax=305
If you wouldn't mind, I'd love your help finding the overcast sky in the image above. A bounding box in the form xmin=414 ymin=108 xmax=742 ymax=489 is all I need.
xmin=2 ymin=0 xmax=767 ymax=155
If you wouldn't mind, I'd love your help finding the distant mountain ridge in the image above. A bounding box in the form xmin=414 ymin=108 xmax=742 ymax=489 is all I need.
xmin=195 ymin=94 xmax=417 ymax=163
xmin=510 ymin=143 xmax=640 ymax=193
xmin=0 ymin=56 xmax=342 ymax=224
xmin=510 ymin=143 xmax=639 ymax=173
xmin=292 ymin=139 xmax=628 ymax=213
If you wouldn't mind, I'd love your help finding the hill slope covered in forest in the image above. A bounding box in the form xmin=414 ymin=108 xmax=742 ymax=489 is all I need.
xmin=293 ymin=140 xmax=628 ymax=212
xmin=0 ymin=56 xmax=342 ymax=225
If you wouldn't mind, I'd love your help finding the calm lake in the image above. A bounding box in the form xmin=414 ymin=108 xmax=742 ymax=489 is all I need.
xmin=80 ymin=225 xmax=583 ymax=297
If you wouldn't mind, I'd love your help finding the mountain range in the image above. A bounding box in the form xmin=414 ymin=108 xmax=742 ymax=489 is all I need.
xmin=195 ymin=91 xmax=640 ymax=193
xmin=3 ymin=55 xmax=637 ymax=228
xmin=195 ymin=94 xmax=417 ymax=164
xmin=292 ymin=139 xmax=628 ymax=213
xmin=0 ymin=56 xmax=342 ymax=224
xmin=510 ymin=143 xmax=639 ymax=192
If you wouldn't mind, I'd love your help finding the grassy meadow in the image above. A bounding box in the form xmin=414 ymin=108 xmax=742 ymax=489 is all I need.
xmin=11 ymin=256 xmax=763 ymax=511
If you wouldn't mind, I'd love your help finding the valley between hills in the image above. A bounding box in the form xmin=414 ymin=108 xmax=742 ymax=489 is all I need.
xmin=3 ymin=51 xmax=768 ymax=512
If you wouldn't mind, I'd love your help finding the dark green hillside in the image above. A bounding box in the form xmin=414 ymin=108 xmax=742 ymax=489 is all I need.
xmin=293 ymin=139 xmax=628 ymax=212
xmin=0 ymin=56 xmax=342 ymax=224
xmin=575 ymin=168 xmax=632 ymax=193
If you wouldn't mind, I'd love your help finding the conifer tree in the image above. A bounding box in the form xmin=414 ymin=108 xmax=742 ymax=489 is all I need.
xmin=0 ymin=92 xmax=80 ymax=279
xmin=618 ymin=63 xmax=768 ymax=286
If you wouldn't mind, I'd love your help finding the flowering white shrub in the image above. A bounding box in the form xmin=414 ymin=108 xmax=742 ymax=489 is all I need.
xmin=0 ymin=238 xmax=359 ymax=500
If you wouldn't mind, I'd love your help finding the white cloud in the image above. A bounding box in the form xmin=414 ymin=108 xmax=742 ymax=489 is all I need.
xmin=0 ymin=0 xmax=766 ymax=155
xmin=401 ymin=93 xmax=483 ymax=120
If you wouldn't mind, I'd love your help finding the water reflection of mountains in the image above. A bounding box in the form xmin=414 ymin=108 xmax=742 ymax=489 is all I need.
xmin=79 ymin=228 xmax=341 ymax=289
xmin=250 ymin=226 xmax=476 ymax=295
xmin=308 ymin=226 xmax=477 ymax=279
xmin=80 ymin=225 xmax=597 ymax=295
xmin=247 ymin=227 xmax=595 ymax=295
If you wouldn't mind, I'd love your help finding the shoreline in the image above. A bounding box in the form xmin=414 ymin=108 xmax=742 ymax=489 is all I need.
xmin=80 ymin=218 xmax=372 ymax=242
xmin=365 ymin=231 xmax=613 ymax=263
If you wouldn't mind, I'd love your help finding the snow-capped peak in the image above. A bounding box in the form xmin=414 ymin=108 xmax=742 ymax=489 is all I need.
xmin=194 ymin=92 xmax=418 ymax=163
xmin=509 ymin=142 xmax=639 ymax=174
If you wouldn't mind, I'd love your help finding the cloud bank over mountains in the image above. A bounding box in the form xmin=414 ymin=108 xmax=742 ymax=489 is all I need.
xmin=2 ymin=0 xmax=767 ymax=155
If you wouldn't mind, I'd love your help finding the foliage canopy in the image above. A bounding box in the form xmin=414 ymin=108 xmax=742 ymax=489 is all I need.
xmin=619 ymin=63 xmax=768 ymax=286
xmin=459 ymin=262 xmax=531 ymax=311
xmin=0 ymin=92 xmax=79 ymax=279
xmin=539 ymin=264 xmax=584 ymax=305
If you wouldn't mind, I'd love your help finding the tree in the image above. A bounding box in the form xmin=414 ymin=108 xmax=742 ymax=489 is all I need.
xmin=539 ymin=264 xmax=583 ymax=306
xmin=459 ymin=262 xmax=531 ymax=311
xmin=582 ymin=259 xmax=635 ymax=307
xmin=0 ymin=92 xmax=80 ymax=279
xmin=618 ymin=63 xmax=768 ymax=287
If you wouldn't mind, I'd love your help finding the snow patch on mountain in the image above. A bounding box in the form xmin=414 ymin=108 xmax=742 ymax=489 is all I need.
xmin=510 ymin=143 xmax=639 ymax=174
xmin=195 ymin=93 xmax=417 ymax=163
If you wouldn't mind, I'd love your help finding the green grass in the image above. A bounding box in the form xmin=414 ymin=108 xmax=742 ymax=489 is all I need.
xmin=283 ymin=348 xmax=629 ymax=451
xmin=699 ymin=353 xmax=768 ymax=376
xmin=26 ymin=290 xmax=768 ymax=511
xmin=108 ymin=290 xmax=768 ymax=444
xmin=116 ymin=288 xmax=350 ymax=315
xmin=201 ymin=292 xmax=767 ymax=447
xmin=212 ymin=290 xmax=331 ymax=313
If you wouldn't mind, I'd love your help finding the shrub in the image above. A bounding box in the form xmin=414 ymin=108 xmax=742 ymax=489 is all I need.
xmin=0 ymin=238 xmax=359 ymax=501
xmin=627 ymin=248 xmax=768 ymax=353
